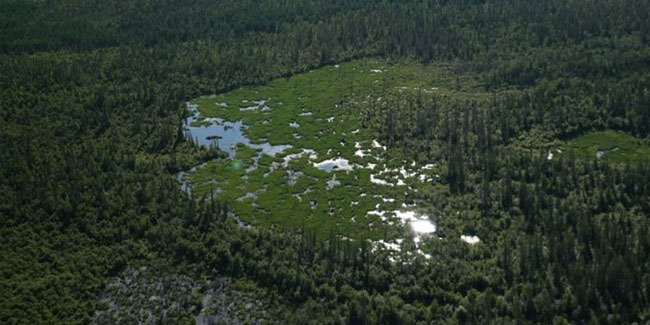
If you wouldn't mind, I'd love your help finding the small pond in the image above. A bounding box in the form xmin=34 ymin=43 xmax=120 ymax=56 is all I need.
xmin=184 ymin=102 xmax=291 ymax=158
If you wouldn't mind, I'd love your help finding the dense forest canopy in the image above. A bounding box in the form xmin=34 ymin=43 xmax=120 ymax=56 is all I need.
xmin=1 ymin=0 xmax=650 ymax=324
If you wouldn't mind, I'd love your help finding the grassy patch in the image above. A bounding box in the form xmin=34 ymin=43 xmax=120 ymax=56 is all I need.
xmin=563 ymin=130 xmax=650 ymax=164
xmin=181 ymin=58 xmax=486 ymax=240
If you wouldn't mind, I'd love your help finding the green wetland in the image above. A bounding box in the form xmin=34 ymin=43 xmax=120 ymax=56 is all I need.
xmin=179 ymin=58 xmax=650 ymax=259
xmin=179 ymin=59 xmax=456 ymax=254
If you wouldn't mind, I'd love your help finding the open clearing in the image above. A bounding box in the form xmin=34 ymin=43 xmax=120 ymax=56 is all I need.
xmin=562 ymin=130 xmax=650 ymax=164
xmin=179 ymin=59 xmax=650 ymax=256
xmin=178 ymin=58 xmax=488 ymax=255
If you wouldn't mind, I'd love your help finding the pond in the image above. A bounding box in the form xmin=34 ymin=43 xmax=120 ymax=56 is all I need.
xmin=184 ymin=102 xmax=291 ymax=158
xmin=313 ymin=158 xmax=354 ymax=172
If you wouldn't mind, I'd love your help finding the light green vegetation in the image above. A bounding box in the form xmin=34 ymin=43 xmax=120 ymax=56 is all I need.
xmin=563 ymin=130 xmax=650 ymax=164
xmin=182 ymin=58 xmax=484 ymax=240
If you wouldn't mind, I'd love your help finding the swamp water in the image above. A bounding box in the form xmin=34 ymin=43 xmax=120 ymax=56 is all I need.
xmin=184 ymin=102 xmax=291 ymax=158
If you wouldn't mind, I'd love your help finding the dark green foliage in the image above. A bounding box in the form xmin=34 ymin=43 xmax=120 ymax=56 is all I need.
xmin=1 ymin=0 xmax=650 ymax=324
